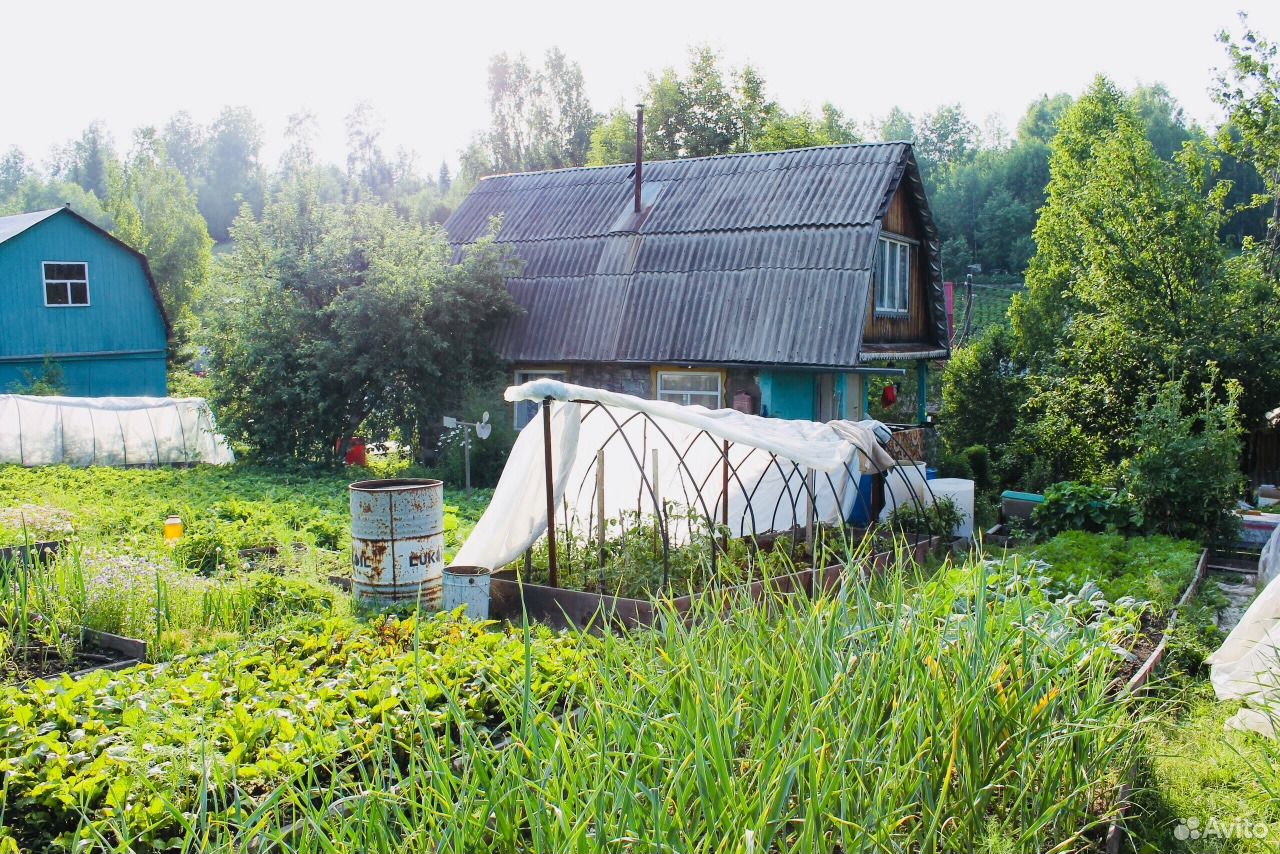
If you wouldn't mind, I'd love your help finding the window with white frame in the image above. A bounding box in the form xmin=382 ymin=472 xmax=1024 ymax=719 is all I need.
xmin=655 ymin=370 xmax=722 ymax=408
xmin=512 ymin=369 xmax=567 ymax=429
xmin=874 ymin=237 xmax=910 ymax=315
xmin=43 ymin=262 xmax=89 ymax=306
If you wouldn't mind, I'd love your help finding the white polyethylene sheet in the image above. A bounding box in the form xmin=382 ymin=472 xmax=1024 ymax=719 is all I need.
xmin=0 ymin=395 xmax=235 ymax=467
xmin=1207 ymin=523 xmax=1280 ymax=737
xmin=452 ymin=380 xmax=899 ymax=571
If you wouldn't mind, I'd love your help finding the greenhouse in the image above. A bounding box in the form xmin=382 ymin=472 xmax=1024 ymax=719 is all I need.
xmin=0 ymin=394 xmax=235 ymax=467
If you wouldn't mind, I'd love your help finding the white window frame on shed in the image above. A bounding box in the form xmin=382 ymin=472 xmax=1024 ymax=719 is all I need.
xmin=513 ymin=369 xmax=568 ymax=429
xmin=43 ymin=261 xmax=90 ymax=307
xmin=873 ymin=236 xmax=911 ymax=316
xmin=655 ymin=369 xmax=723 ymax=409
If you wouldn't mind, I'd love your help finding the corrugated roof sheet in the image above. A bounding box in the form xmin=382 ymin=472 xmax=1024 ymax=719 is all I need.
xmin=445 ymin=142 xmax=943 ymax=368
xmin=0 ymin=208 xmax=61 ymax=245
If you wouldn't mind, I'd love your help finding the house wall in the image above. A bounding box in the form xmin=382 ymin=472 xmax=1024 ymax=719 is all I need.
xmin=0 ymin=212 xmax=167 ymax=396
xmin=864 ymin=184 xmax=933 ymax=345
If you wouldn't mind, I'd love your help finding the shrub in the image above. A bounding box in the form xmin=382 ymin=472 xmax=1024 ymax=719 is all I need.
xmin=1033 ymin=481 xmax=1143 ymax=538
xmin=963 ymin=444 xmax=993 ymax=490
xmin=937 ymin=450 xmax=973 ymax=481
xmin=886 ymin=496 xmax=964 ymax=538
xmin=172 ymin=522 xmax=242 ymax=575
xmin=997 ymin=409 xmax=1107 ymax=493
xmin=939 ymin=325 xmax=1025 ymax=458
xmin=1122 ymin=373 xmax=1244 ymax=546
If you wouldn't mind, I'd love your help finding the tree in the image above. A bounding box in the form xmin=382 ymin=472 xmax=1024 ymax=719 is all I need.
xmin=161 ymin=111 xmax=206 ymax=190
xmin=1002 ymin=72 xmax=1280 ymax=473
xmin=469 ymin=48 xmax=598 ymax=177
xmin=1214 ymin=16 xmax=1280 ymax=270
xmin=207 ymin=178 xmax=521 ymax=462
xmin=1123 ymin=372 xmax=1244 ymax=545
xmin=1130 ymin=83 xmax=1194 ymax=160
xmin=916 ymin=104 xmax=978 ymax=168
xmin=106 ymin=130 xmax=213 ymax=320
xmin=975 ymin=186 xmax=1034 ymax=273
xmin=344 ymin=102 xmax=395 ymax=203
xmin=1016 ymin=94 xmax=1073 ymax=144
xmin=49 ymin=122 xmax=115 ymax=200
xmin=0 ymin=148 xmax=29 ymax=198
xmin=200 ymin=106 xmax=265 ymax=241
xmin=0 ymin=175 xmax=112 ymax=225
xmin=1010 ymin=77 xmax=1132 ymax=360
xmin=752 ymin=104 xmax=861 ymax=152
xmin=939 ymin=324 xmax=1025 ymax=457
xmin=587 ymin=47 xmax=782 ymax=166
xmin=877 ymin=107 xmax=916 ymax=143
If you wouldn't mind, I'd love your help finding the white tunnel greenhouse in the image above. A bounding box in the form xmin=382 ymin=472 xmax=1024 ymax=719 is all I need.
xmin=0 ymin=395 xmax=235 ymax=467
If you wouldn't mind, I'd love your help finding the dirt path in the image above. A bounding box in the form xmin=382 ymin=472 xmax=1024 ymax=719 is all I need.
xmin=1214 ymin=577 xmax=1257 ymax=633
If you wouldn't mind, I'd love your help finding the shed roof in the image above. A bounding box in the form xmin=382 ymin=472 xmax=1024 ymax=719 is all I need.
xmin=0 ymin=207 xmax=170 ymax=336
xmin=0 ymin=209 xmax=61 ymax=245
xmin=445 ymin=142 xmax=946 ymax=369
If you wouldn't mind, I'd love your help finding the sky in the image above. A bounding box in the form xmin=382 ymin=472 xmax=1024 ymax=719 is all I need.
xmin=4 ymin=0 xmax=1279 ymax=174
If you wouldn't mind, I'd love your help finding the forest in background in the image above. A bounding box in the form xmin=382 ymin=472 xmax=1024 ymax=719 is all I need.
xmin=2 ymin=40 xmax=1270 ymax=302
xmin=0 ymin=18 xmax=1277 ymax=486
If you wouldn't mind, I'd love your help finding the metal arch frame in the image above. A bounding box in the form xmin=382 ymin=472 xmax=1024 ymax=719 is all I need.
xmin=537 ymin=396 xmax=942 ymax=592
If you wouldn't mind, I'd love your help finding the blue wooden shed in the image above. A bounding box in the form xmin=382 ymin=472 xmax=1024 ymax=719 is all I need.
xmin=0 ymin=206 xmax=169 ymax=397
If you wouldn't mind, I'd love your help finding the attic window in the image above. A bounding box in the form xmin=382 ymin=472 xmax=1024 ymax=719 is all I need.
xmin=43 ymin=262 xmax=89 ymax=307
xmin=874 ymin=237 xmax=910 ymax=316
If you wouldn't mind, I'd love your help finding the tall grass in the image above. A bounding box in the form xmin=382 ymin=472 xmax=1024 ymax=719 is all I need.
xmin=51 ymin=554 xmax=1144 ymax=853
xmin=1 ymin=541 xmax=348 ymax=664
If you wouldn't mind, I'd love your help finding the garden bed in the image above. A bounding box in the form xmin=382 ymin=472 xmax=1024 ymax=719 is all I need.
xmin=3 ymin=623 xmax=147 ymax=683
xmin=488 ymin=533 xmax=944 ymax=631
xmin=0 ymin=539 xmax=63 ymax=567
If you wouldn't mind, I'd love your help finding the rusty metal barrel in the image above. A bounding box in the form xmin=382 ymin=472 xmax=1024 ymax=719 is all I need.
xmin=349 ymin=478 xmax=445 ymax=606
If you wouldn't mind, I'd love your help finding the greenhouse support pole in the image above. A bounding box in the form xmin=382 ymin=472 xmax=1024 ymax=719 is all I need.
xmin=720 ymin=439 xmax=730 ymax=555
xmin=596 ymin=449 xmax=607 ymax=570
xmin=542 ymin=397 xmax=558 ymax=587
xmin=806 ymin=469 xmax=816 ymax=568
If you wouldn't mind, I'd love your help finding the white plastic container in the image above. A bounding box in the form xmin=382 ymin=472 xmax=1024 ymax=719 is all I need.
xmin=926 ymin=477 xmax=975 ymax=538
xmin=879 ymin=462 xmax=929 ymax=521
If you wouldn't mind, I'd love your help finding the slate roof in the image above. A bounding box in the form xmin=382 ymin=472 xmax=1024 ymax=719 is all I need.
xmin=444 ymin=142 xmax=944 ymax=368
xmin=0 ymin=209 xmax=62 ymax=245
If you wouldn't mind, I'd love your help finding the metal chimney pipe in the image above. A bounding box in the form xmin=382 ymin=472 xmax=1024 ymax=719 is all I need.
xmin=634 ymin=104 xmax=644 ymax=214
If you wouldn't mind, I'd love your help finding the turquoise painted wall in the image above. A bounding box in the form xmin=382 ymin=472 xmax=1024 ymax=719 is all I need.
xmin=760 ymin=370 xmax=816 ymax=420
xmin=0 ymin=211 xmax=167 ymax=396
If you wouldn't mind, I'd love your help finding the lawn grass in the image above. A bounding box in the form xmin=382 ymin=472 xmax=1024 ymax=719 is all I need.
xmin=1128 ymin=589 xmax=1280 ymax=853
